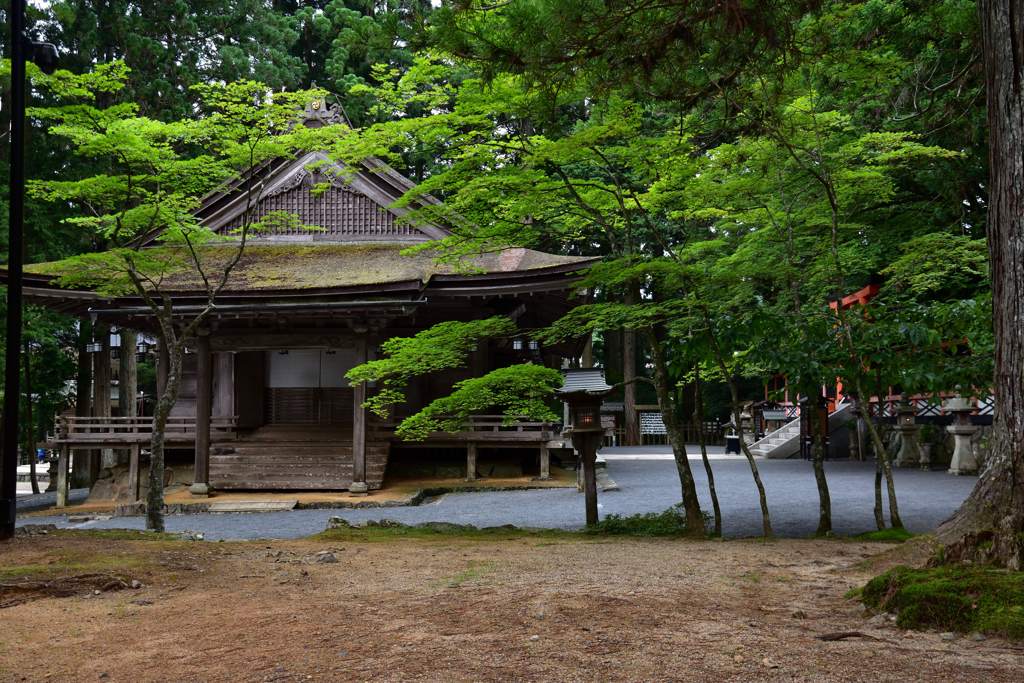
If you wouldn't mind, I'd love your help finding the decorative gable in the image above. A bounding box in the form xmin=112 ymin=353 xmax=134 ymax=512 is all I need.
xmin=199 ymin=152 xmax=449 ymax=242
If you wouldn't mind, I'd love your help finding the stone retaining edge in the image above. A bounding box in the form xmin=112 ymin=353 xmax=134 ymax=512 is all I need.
xmin=110 ymin=484 xmax=575 ymax=517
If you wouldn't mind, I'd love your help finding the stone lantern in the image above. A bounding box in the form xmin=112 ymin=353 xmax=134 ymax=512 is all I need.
xmin=556 ymin=368 xmax=613 ymax=526
xmin=892 ymin=399 xmax=921 ymax=468
xmin=739 ymin=405 xmax=755 ymax=446
xmin=942 ymin=393 xmax=979 ymax=475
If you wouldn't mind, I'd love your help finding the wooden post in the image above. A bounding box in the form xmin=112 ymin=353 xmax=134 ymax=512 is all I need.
xmin=91 ymin=326 xmax=111 ymax=482
xmin=466 ymin=442 xmax=478 ymax=481
xmin=128 ymin=443 xmax=141 ymax=502
xmin=71 ymin=322 xmax=92 ymax=490
xmin=539 ymin=445 xmax=550 ymax=481
xmin=190 ymin=331 xmax=212 ymax=497
xmin=573 ymin=433 xmax=600 ymax=526
xmin=350 ymin=332 xmax=368 ymax=494
xmin=56 ymin=444 xmax=69 ymax=508
xmin=116 ymin=329 xmax=138 ymax=466
xmin=156 ymin=337 xmax=168 ymax=399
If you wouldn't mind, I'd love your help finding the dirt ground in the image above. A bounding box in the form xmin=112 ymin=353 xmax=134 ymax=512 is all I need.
xmin=1 ymin=531 xmax=1021 ymax=682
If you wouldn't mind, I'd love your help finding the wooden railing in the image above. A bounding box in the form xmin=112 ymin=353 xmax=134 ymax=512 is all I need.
xmin=45 ymin=416 xmax=237 ymax=445
xmin=369 ymin=415 xmax=557 ymax=441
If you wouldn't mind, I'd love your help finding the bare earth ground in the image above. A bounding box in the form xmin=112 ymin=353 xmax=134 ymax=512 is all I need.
xmin=1 ymin=532 xmax=1021 ymax=683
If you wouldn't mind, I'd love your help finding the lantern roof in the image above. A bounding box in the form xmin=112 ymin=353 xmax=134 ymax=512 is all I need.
xmin=555 ymin=368 xmax=613 ymax=396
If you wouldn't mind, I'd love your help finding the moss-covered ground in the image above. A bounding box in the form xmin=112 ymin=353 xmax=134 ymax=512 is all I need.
xmin=861 ymin=564 xmax=1024 ymax=638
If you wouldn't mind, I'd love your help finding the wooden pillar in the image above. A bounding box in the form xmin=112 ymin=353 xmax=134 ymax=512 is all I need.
xmin=538 ymin=445 xmax=550 ymax=481
xmin=466 ymin=442 xmax=478 ymax=481
xmin=190 ymin=331 xmax=212 ymax=497
xmin=91 ymin=326 xmax=110 ymax=483
xmin=156 ymin=337 xmax=169 ymax=399
xmin=56 ymin=444 xmax=69 ymax=508
xmin=572 ymin=433 xmax=600 ymax=526
xmin=71 ymin=322 xmax=92 ymax=490
xmin=128 ymin=443 xmax=141 ymax=502
xmin=116 ymin=329 xmax=138 ymax=466
xmin=350 ymin=332 xmax=368 ymax=494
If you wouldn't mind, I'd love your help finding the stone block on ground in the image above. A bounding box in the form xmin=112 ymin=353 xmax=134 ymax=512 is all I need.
xmin=378 ymin=518 xmax=411 ymax=529
xmin=325 ymin=517 xmax=351 ymax=530
xmin=435 ymin=466 xmax=465 ymax=479
xmin=415 ymin=521 xmax=478 ymax=532
xmin=490 ymin=464 xmax=523 ymax=478
xmin=15 ymin=523 xmax=58 ymax=537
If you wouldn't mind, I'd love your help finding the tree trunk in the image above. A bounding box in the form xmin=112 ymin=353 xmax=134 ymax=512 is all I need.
xmin=730 ymin=384 xmax=773 ymax=538
xmin=643 ymin=326 xmax=705 ymax=534
xmin=855 ymin=375 xmax=904 ymax=529
xmin=71 ymin=322 xmax=92 ymax=490
xmin=702 ymin=322 xmax=772 ymax=537
xmin=807 ymin=394 xmax=831 ymax=535
xmin=623 ymin=328 xmax=640 ymax=446
xmin=872 ymin=370 xmax=885 ymax=530
xmin=146 ymin=322 xmax=185 ymax=532
xmin=694 ymin=368 xmax=721 ymax=537
xmin=23 ymin=342 xmax=38 ymax=495
xmin=938 ymin=0 xmax=1024 ymax=549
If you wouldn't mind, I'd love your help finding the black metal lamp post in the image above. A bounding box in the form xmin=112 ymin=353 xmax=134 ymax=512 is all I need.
xmin=1 ymin=2 xmax=59 ymax=539
xmin=555 ymin=368 xmax=613 ymax=526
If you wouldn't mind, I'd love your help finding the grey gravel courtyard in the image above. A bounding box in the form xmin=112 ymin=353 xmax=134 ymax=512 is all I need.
xmin=17 ymin=446 xmax=977 ymax=540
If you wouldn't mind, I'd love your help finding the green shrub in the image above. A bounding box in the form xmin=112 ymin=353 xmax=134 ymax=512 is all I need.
xmin=861 ymin=565 xmax=1024 ymax=638
xmin=585 ymin=504 xmax=712 ymax=537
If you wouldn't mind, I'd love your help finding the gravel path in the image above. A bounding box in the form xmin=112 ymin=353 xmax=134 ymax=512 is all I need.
xmin=18 ymin=449 xmax=977 ymax=540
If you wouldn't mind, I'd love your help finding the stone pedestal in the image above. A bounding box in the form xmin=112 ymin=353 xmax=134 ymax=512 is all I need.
xmin=44 ymin=458 xmax=58 ymax=493
xmin=349 ymin=481 xmax=369 ymax=496
xmin=918 ymin=443 xmax=933 ymax=471
xmin=947 ymin=424 xmax=979 ymax=475
xmin=893 ymin=424 xmax=921 ymax=468
xmin=188 ymin=482 xmax=211 ymax=498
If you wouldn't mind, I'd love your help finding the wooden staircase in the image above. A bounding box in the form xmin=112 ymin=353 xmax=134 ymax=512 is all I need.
xmin=210 ymin=430 xmax=389 ymax=490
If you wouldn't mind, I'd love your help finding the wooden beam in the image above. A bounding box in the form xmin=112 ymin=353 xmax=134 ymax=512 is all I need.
xmin=539 ymin=446 xmax=550 ymax=481
xmin=190 ymin=331 xmax=212 ymax=497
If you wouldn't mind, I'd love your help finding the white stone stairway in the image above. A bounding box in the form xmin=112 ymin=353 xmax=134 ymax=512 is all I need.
xmin=749 ymin=402 xmax=854 ymax=459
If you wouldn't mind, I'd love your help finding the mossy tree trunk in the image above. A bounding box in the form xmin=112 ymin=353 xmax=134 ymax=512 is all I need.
xmin=937 ymin=1 xmax=1024 ymax=560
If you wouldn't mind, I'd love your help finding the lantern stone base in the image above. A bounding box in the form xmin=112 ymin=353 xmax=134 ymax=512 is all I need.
xmin=893 ymin=425 xmax=921 ymax=468
xmin=947 ymin=424 xmax=979 ymax=475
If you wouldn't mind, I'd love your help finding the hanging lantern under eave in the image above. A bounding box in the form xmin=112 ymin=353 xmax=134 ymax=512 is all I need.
xmin=85 ymin=342 xmax=102 ymax=354
xmin=135 ymin=352 xmax=147 ymax=363
xmin=512 ymin=339 xmax=524 ymax=351
xmin=110 ymin=347 xmax=121 ymax=360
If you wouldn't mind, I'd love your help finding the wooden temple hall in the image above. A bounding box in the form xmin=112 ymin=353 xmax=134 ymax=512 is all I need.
xmin=11 ymin=106 xmax=594 ymax=500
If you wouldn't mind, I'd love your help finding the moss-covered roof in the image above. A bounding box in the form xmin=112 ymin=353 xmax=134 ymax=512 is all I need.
xmin=25 ymin=242 xmax=594 ymax=293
